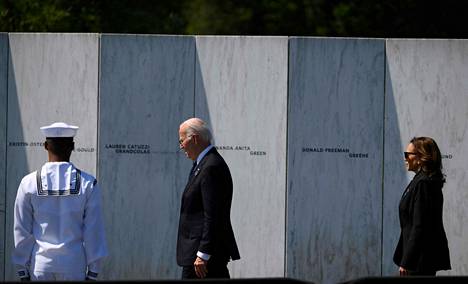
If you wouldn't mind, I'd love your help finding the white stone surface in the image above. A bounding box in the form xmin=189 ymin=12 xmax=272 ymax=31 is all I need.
xmin=5 ymin=33 xmax=99 ymax=280
xmin=287 ymin=37 xmax=385 ymax=284
xmin=384 ymin=39 xmax=468 ymax=276
xmin=98 ymin=35 xmax=194 ymax=280
xmin=0 ymin=33 xmax=8 ymax=280
xmin=3 ymin=34 xmax=468 ymax=282
xmin=194 ymin=36 xmax=288 ymax=278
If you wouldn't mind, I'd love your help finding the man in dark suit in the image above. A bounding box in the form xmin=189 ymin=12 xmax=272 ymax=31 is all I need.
xmin=177 ymin=118 xmax=240 ymax=279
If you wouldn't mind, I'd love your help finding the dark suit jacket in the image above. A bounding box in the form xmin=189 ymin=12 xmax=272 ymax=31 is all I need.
xmin=177 ymin=147 xmax=240 ymax=266
xmin=393 ymin=170 xmax=451 ymax=272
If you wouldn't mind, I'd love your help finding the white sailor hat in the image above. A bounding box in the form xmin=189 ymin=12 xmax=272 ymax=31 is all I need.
xmin=40 ymin=122 xmax=79 ymax=138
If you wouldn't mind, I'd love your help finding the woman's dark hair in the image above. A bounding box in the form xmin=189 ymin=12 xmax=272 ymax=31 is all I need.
xmin=410 ymin=136 xmax=445 ymax=182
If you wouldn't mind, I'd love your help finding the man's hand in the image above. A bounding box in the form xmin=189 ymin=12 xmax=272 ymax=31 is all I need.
xmin=194 ymin=256 xmax=208 ymax=278
xmin=399 ymin=266 xmax=408 ymax=276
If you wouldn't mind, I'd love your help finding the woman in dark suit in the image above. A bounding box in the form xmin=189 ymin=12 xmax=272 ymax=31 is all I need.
xmin=393 ymin=137 xmax=451 ymax=276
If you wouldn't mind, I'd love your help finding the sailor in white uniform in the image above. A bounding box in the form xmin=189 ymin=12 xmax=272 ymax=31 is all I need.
xmin=12 ymin=122 xmax=108 ymax=281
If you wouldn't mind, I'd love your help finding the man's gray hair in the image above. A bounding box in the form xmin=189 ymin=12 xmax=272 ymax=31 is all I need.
xmin=183 ymin=118 xmax=213 ymax=143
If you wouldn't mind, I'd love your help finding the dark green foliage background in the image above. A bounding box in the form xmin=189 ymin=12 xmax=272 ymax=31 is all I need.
xmin=1 ymin=0 xmax=467 ymax=38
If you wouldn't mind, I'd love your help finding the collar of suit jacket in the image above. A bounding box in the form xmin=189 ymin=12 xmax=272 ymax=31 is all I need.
xmin=196 ymin=145 xmax=214 ymax=165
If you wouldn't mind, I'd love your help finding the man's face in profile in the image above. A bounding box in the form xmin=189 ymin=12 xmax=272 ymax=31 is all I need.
xmin=179 ymin=126 xmax=196 ymax=161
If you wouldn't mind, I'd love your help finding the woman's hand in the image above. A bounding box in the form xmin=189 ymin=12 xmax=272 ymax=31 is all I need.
xmin=399 ymin=266 xmax=408 ymax=276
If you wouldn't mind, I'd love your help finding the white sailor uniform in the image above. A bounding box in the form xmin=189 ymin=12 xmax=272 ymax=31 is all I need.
xmin=12 ymin=162 xmax=108 ymax=281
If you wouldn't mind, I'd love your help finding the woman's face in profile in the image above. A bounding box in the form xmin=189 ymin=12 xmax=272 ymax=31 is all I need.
xmin=404 ymin=143 xmax=419 ymax=172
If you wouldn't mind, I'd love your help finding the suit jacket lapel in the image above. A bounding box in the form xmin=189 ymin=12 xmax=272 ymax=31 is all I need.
xmin=401 ymin=170 xmax=425 ymax=200
xmin=183 ymin=148 xmax=216 ymax=193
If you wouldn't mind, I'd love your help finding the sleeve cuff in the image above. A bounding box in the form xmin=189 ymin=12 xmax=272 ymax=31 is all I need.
xmin=17 ymin=269 xmax=30 ymax=279
xmin=86 ymin=270 xmax=99 ymax=280
xmin=88 ymin=260 xmax=101 ymax=274
xmin=197 ymin=251 xmax=211 ymax=261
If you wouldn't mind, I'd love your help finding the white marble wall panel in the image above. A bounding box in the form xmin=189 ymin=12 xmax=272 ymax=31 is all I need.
xmin=0 ymin=33 xmax=8 ymax=281
xmin=5 ymin=33 xmax=99 ymax=280
xmin=98 ymin=35 xmax=194 ymax=280
xmin=287 ymin=38 xmax=385 ymax=284
xmin=384 ymin=39 xmax=468 ymax=276
xmin=194 ymin=36 xmax=288 ymax=278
